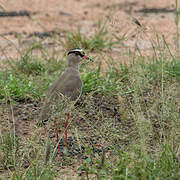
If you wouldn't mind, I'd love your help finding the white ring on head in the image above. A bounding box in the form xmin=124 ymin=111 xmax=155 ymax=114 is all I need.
xmin=68 ymin=49 xmax=84 ymax=54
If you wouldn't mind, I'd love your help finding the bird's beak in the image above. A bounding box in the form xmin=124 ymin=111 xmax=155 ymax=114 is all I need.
xmin=83 ymin=55 xmax=93 ymax=62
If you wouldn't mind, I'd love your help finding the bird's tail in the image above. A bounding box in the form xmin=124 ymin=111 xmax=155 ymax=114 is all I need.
xmin=39 ymin=100 xmax=51 ymax=124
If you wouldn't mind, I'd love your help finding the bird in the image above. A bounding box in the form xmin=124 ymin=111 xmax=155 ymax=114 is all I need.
xmin=40 ymin=48 xmax=92 ymax=157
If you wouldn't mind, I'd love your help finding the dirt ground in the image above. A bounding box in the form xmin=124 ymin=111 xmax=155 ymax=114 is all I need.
xmin=0 ymin=0 xmax=179 ymax=179
xmin=0 ymin=0 xmax=179 ymax=61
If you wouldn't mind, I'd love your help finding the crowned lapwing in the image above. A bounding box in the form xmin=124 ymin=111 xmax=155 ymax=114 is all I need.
xmin=41 ymin=48 xmax=92 ymax=156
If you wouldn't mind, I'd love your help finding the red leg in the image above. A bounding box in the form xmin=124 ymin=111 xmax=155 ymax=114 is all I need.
xmin=65 ymin=113 xmax=70 ymax=150
xmin=54 ymin=118 xmax=62 ymax=156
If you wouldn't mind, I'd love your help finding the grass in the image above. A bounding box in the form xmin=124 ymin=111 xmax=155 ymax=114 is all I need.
xmin=0 ymin=16 xmax=180 ymax=180
xmin=0 ymin=71 xmax=40 ymax=102
xmin=0 ymin=133 xmax=19 ymax=170
xmin=62 ymin=21 xmax=118 ymax=52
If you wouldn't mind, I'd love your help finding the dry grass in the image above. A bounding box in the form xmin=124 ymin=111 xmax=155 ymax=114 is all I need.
xmin=0 ymin=15 xmax=180 ymax=179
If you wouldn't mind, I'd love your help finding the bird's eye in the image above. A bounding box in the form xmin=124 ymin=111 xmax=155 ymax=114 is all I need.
xmin=75 ymin=52 xmax=84 ymax=57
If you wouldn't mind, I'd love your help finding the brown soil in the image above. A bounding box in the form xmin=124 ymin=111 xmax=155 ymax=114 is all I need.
xmin=1 ymin=93 xmax=123 ymax=151
xmin=0 ymin=0 xmax=179 ymax=61
xmin=0 ymin=0 xmax=179 ymax=179
xmin=0 ymin=93 xmax=127 ymax=179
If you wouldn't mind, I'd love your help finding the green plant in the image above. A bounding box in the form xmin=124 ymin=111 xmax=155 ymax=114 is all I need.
xmin=0 ymin=71 xmax=40 ymax=102
xmin=78 ymin=148 xmax=109 ymax=179
xmin=63 ymin=21 xmax=118 ymax=52
xmin=7 ymin=43 xmax=48 ymax=76
xmin=10 ymin=166 xmax=56 ymax=180
xmin=0 ymin=133 xmax=20 ymax=170
xmin=81 ymin=63 xmax=125 ymax=94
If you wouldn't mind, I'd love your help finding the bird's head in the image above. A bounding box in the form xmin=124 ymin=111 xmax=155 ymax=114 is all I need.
xmin=67 ymin=49 xmax=92 ymax=66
